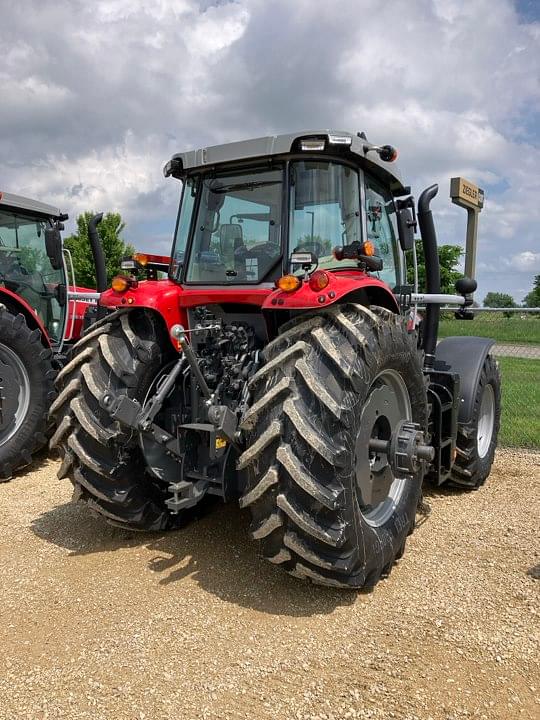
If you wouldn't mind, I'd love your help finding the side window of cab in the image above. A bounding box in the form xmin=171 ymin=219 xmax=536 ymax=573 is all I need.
xmin=364 ymin=176 xmax=401 ymax=289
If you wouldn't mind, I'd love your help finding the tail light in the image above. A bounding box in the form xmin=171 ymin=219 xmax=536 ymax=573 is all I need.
xmin=309 ymin=270 xmax=330 ymax=291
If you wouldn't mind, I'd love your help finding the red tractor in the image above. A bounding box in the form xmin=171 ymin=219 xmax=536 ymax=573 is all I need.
xmin=51 ymin=131 xmax=501 ymax=589
xmin=0 ymin=192 xmax=105 ymax=479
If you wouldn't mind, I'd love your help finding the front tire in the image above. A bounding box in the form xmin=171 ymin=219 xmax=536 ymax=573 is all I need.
xmin=450 ymin=354 xmax=501 ymax=489
xmin=238 ymin=304 xmax=427 ymax=589
xmin=0 ymin=307 xmax=55 ymax=480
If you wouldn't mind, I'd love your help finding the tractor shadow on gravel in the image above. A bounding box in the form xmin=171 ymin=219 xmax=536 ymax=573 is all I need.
xmin=31 ymin=498 xmax=358 ymax=616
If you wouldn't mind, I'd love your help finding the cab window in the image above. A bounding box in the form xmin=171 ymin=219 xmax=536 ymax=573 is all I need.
xmin=364 ymin=177 xmax=401 ymax=288
xmin=185 ymin=168 xmax=282 ymax=284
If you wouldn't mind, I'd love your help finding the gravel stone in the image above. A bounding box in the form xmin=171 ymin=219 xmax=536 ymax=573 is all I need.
xmin=0 ymin=449 xmax=538 ymax=719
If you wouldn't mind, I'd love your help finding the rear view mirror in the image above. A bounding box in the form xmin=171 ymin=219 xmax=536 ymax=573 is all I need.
xmin=397 ymin=207 xmax=415 ymax=251
xmin=45 ymin=227 xmax=63 ymax=270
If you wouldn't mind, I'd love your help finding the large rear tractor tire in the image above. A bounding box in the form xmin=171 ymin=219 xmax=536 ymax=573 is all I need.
xmin=449 ymin=354 xmax=501 ymax=489
xmin=0 ymin=307 xmax=56 ymax=480
xmin=49 ymin=309 xmax=178 ymax=530
xmin=238 ymin=304 xmax=427 ymax=589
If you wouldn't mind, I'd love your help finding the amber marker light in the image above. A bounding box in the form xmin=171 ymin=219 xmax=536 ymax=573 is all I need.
xmin=277 ymin=274 xmax=301 ymax=292
xmin=362 ymin=240 xmax=376 ymax=256
xmin=133 ymin=253 xmax=149 ymax=266
xmin=111 ymin=275 xmax=130 ymax=292
xmin=309 ymin=270 xmax=330 ymax=291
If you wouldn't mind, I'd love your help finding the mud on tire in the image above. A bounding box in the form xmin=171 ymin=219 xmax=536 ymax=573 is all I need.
xmin=49 ymin=309 xmax=178 ymax=530
xmin=238 ymin=304 xmax=427 ymax=589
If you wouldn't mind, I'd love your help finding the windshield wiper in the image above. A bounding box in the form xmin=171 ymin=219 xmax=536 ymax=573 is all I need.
xmin=210 ymin=180 xmax=282 ymax=194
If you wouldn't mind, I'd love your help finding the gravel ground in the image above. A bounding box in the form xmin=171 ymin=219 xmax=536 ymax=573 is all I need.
xmin=0 ymin=449 xmax=538 ymax=720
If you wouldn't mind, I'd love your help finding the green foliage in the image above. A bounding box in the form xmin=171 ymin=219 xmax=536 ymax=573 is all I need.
xmin=64 ymin=212 xmax=135 ymax=288
xmin=18 ymin=246 xmax=44 ymax=274
xmin=297 ymin=234 xmax=333 ymax=255
xmin=483 ymin=291 xmax=516 ymax=308
xmin=438 ymin=313 xmax=540 ymax=345
xmin=406 ymin=241 xmax=462 ymax=294
xmin=497 ymin=357 xmax=540 ymax=448
xmin=523 ymin=274 xmax=540 ymax=308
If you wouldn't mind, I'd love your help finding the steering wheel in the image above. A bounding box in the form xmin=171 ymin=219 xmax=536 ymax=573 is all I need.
xmin=294 ymin=241 xmax=325 ymax=258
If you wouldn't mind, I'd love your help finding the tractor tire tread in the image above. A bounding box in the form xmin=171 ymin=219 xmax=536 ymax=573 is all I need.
xmin=240 ymin=304 xmax=427 ymax=589
xmin=50 ymin=308 xmax=178 ymax=530
xmin=0 ymin=307 xmax=55 ymax=479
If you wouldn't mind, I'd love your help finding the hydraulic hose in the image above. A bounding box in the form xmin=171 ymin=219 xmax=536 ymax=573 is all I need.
xmin=417 ymin=184 xmax=440 ymax=369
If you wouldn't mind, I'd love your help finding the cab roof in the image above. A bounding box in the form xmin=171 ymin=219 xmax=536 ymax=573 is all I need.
xmin=165 ymin=130 xmax=406 ymax=193
xmin=0 ymin=191 xmax=61 ymax=218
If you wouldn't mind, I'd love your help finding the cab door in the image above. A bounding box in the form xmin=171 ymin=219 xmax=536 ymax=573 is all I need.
xmin=0 ymin=210 xmax=68 ymax=344
xmin=363 ymin=175 xmax=405 ymax=290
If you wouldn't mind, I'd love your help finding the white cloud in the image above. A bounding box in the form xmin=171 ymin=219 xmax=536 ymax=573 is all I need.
xmin=0 ymin=0 xmax=538 ymax=301
xmin=510 ymin=251 xmax=540 ymax=272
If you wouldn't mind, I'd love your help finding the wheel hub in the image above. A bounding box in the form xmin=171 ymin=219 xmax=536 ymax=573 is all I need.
xmin=355 ymin=383 xmax=402 ymax=511
xmin=477 ymin=383 xmax=495 ymax=459
xmin=354 ymin=369 xmax=430 ymax=528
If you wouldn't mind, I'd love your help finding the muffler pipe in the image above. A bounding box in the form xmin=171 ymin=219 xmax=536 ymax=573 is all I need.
xmin=88 ymin=213 xmax=107 ymax=293
xmin=88 ymin=213 xmax=108 ymax=320
xmin=417 ymin=184 xmax=440 ymax=369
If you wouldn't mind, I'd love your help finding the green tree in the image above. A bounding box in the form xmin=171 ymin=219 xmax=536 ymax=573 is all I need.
xmin=64 ymin=212 xmax=135 ymax=288
xmin=483 ymin=292 xmax=516 ymax=308
xmin=406 ymin=241 xmax=463 ymax=294
xmin=296 ymin=234 xmax=333 ymax=255
xmin=523 ymin=275 xmax=540 ymax=308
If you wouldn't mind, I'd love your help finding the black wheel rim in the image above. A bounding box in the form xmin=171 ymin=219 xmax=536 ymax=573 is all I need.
xmin=354 ymin=369 xmax=412 ymax=528
xmin=0 ymin=342 xmax=30 ymax=445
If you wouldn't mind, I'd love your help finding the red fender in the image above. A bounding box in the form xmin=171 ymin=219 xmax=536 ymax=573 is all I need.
xmin=0 ymin=287 xmax=52 ymax=347
xmin=100 ymin=280 xmax=274 ymax=348
xmin=262 ymin=270 xmax=399 ymax=312
xmin=65 ymin=286 xmax=98 ymax=341
xmin=100 ymin=273 xmax=398 ymax=349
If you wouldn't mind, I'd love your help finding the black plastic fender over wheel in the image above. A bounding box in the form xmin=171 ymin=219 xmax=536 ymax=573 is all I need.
xmin=0 ymin=307 xmax=56 ymax=480
xmin=237 ymin=304 xmax=428 ymax=589
xmin=450 ymin=354 xmax=501 ymax=489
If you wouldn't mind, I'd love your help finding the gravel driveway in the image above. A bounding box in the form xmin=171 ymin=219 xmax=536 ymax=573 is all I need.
xmin=1 ymin=450 xmax=538 ymax=720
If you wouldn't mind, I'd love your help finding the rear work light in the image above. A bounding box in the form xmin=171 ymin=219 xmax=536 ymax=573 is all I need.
xmin=328 ymin=133 xmax=352 ymax=146
xmin=308 ymin=270 xmax=330 ymax=291
xmin=277 ymin=274 xmax=302 ymax=292
xmin=300 ymin=138 xmax=326 ymax=151
xmin=120 ymin=258 xmax=137 ymax=271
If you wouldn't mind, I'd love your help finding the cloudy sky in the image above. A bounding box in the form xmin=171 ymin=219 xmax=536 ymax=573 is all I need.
xmin=1 ymin=0 xmax=539 ymax=302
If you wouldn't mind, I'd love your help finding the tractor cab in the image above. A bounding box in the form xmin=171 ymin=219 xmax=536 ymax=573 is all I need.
xmin=0 ymin=192 xmax=68 ymax=343
xmin=166 ymin=131 xmax=410 ymax=299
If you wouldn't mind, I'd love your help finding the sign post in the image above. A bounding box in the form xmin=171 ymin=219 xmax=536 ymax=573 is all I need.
xmin=450 ymin=177 xmax=484 ymax=281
